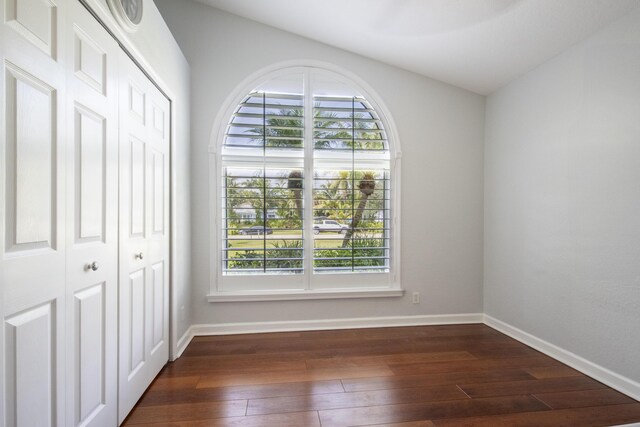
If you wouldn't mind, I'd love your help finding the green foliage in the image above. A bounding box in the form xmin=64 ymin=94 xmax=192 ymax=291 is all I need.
xmin=244 ymin=108 xmax=304 ymax=148
xmin=227 ymin=236 xmax=386 ymax=271
xmin=314 ymin=111 xmax=385 ymax=150
xmin=315 ymin=235 xmax=386 ymax=269
xmin=227 ymin=239 xmax=303 ymax=271
xmin=226 ymin=250 xmax=263 ymax=269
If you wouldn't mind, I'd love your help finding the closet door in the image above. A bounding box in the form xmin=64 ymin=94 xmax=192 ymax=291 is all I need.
xmin=118 ymin=51 xmax=170 ymax=423
xmin=64 ymin=2 xmax=119 ymax=426
xmin=0 ymin=0 xmax=67 ymax=426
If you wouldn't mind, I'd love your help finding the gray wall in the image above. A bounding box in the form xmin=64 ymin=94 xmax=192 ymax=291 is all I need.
xmin=155 ymin=0 xmax=485 ymax=326
xmin=484 ymin=8 xmax=640 ymax=382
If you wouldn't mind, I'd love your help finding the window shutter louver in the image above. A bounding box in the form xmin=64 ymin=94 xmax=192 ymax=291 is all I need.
xmin=313 ymin=96 xmax=387 ymax=152
xmin=224 ymin=92 xmax=304 ymax=150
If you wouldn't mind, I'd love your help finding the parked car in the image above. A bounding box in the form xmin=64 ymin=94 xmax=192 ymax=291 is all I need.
xmin=239 ymin=225 xmax=273 ymax=235
xmin=313 ymin=219 xmax=349 ymax=234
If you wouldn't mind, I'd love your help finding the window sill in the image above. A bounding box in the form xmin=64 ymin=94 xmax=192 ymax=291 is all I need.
xmin=207 ymin=288 xmax=405 ymax=302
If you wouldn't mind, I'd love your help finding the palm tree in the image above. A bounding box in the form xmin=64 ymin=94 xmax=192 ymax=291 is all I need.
xmin=314 ymin=111 xmax=351 ymax=150
xmin=342 ymin=171 xmax=376 ymax=248
xmin=287 ymin=170 xmax=303 ymax=219
xmin=245 ymin=107 xmax=304 ymax=148
xmin=313 ymin=170 xmax=354 ymax=220
xmin=330 ymin=171 xmax=351 ymax=194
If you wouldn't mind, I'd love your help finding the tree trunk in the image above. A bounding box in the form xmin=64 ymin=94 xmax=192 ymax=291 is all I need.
xmin=342 ymin=195 xmax=369 ymax=248
xmin=293 ymin=189 xmax=303 ymax=220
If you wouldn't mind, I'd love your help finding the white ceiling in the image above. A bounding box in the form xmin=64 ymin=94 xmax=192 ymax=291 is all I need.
xmin=194 ymin=0 xmax=640 ymax=94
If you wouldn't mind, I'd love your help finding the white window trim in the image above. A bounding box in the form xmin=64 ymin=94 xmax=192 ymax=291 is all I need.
xmin=208 ymin=61 xmax=403 ymax=301
xmin=208 ymin=288 xmax=405 ymax=302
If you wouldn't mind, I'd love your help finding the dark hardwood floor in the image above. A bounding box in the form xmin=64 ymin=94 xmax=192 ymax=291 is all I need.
xmin=123 ymin=324 xmax=640 ymax=426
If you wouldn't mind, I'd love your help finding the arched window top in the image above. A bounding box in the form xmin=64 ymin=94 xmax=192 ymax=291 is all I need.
xmin=221 ymin=66 xmax=392 ymax=158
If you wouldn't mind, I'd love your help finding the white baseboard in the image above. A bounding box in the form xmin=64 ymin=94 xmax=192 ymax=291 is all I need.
xmin=484 ymin=314 xmax=640 ymax=402
xmin=190 ymin=313 xmax=483 ymax=336
xmin=174 ymin=326 xmax=195 ymax=359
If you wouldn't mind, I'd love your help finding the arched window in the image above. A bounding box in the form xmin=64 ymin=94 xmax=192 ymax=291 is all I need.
xmin=211 ymin=65 xmax=401 ymax=299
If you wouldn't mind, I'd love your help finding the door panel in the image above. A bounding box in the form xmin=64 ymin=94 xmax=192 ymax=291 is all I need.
xmin=74 ymin=29 xmax=107 ymax=95
xmin=129 ymin=83 xmax=146 ymax=124
xmin=5 ymin=64 xmax=56 ymax=253
xmin=74 ymin=283 xmax=106 ymax=423
xmin=65 ymin=3 xmax=119 ymax=426
xmin=119 ymin=51 xmax=170 ymax=423
xmin=1 ymin=0 xmax=66 ymax=425
xmin=128 ymin=268 xmax=146 ymax=376
xmin=75 ymin=105 xmax=106 ymax=243
xmin=4 ymin=302 xmax=56 ymax=427
xmin=130 ymin=137 xmax=147 ymax=238
xmin=5 ymin=0 xmax=57 ymax=58
xmin=151 ymin=261 xmax=165 ymax=351
xmin=152 ymin=150 xmax=165 ymax=235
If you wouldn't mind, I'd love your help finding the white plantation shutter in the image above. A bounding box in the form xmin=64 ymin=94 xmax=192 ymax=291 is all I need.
xmin=222 ymin=92 xmax=305 ymax=275
xmin=218 ymin=69 xmax=395 ymax=292
xmin=312 ymin=96 xmax=390 ymax=273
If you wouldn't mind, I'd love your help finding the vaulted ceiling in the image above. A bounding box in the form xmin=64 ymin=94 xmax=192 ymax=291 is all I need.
xmin=194 ymin=0 xmax=640 ymax=94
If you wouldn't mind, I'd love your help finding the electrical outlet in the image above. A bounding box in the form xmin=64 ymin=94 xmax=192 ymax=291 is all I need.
xmin=412 ymin=292 xmax=420 ymax=304
xmin=180 ymin=305 xmax=185 ymax=321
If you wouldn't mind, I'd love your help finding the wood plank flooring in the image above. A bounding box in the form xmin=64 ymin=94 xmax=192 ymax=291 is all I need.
xmin=123 ymin=324 xmax=640 ymax=426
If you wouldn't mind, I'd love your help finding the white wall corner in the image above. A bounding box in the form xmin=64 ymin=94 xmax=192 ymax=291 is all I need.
xmin=483 ymin=314 xmax=640 ymax=402
xmin=173 ymin=326 xmax=195 ymax=360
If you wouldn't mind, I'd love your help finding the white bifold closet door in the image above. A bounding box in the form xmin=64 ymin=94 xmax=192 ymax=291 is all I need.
xmin=1 ymin=0 xmax=121 ymax=425
xmin=0 ymin=0 xmax=119 ymax=427
xmin=65 ymin=2 xmax=120 ymax=427
xmin=118 ymin=49 xmax=170 ymax=423
xmin=0 ymin=0 xmax=68 ymax=425
xmin=1 ymin=0 xmax=170 ymax=425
